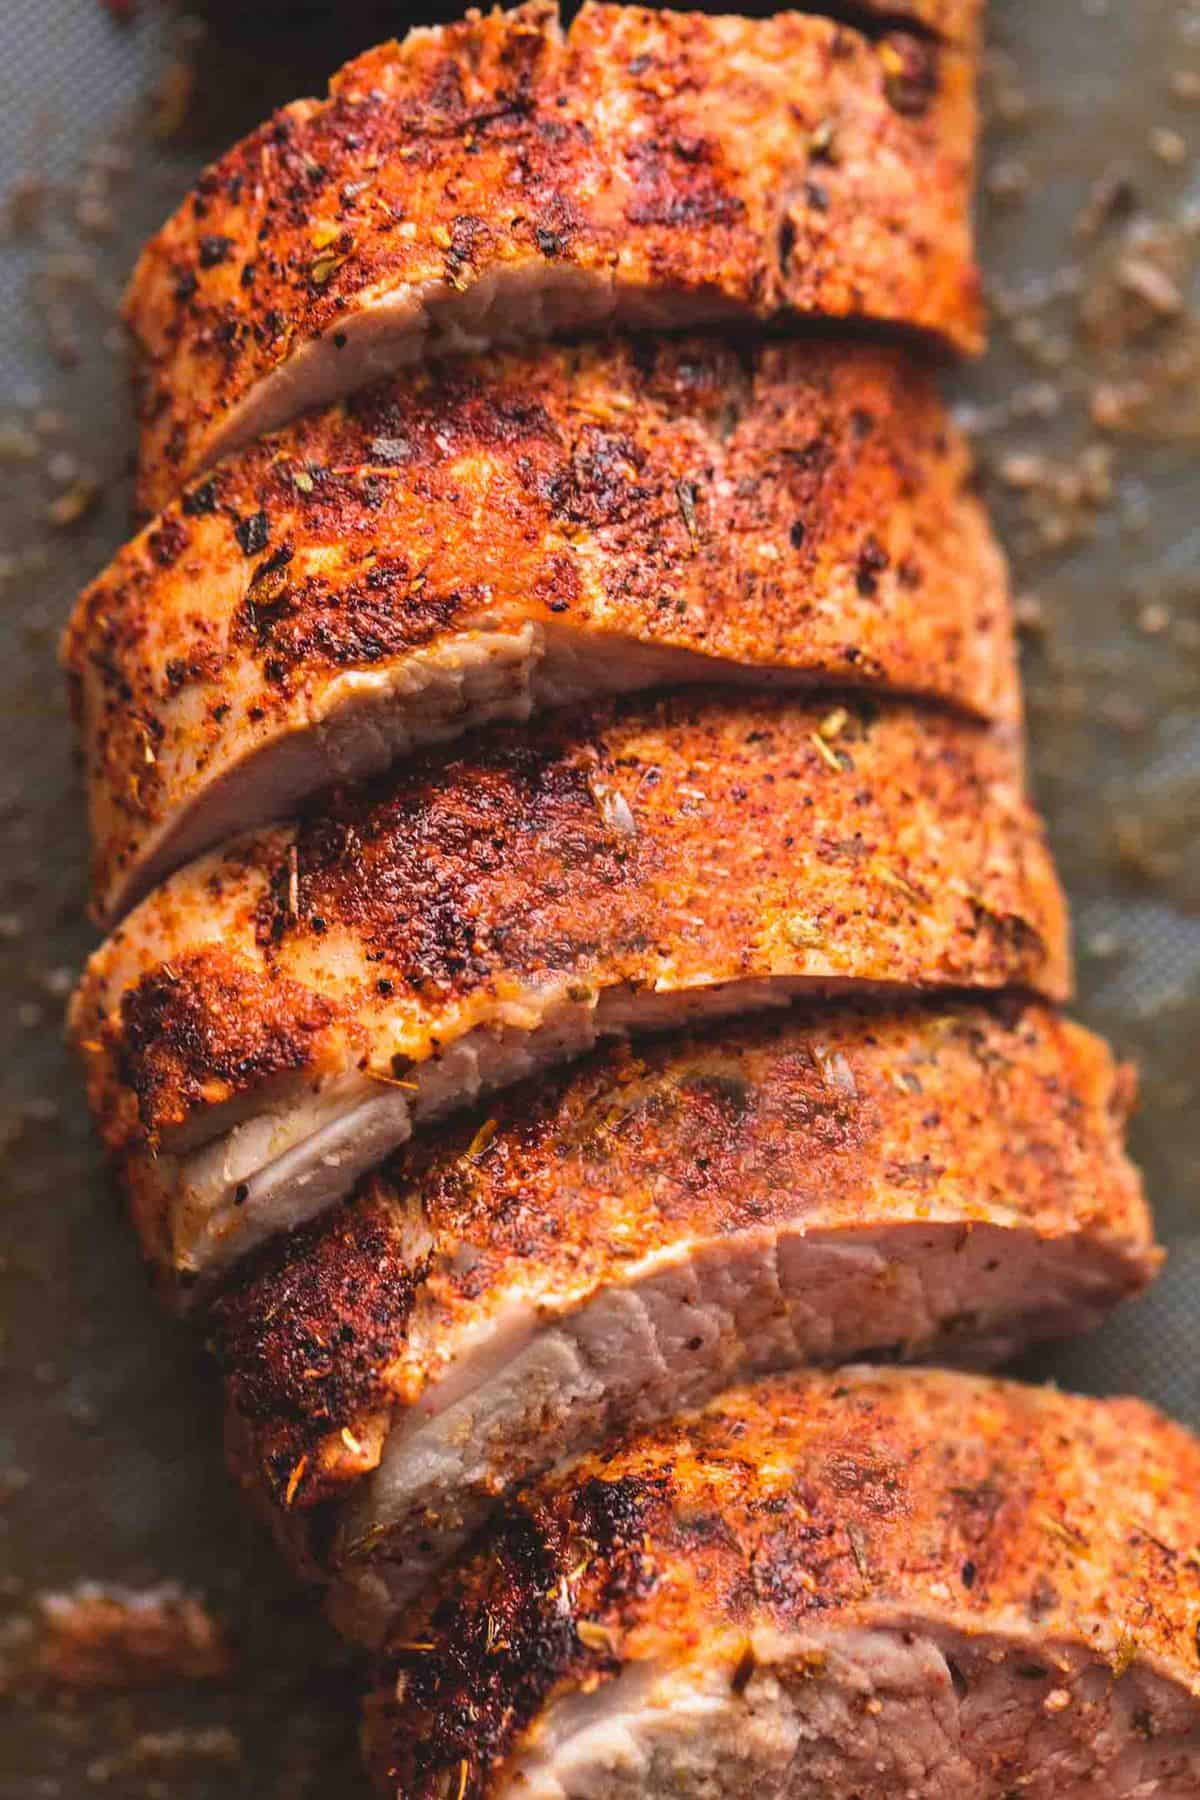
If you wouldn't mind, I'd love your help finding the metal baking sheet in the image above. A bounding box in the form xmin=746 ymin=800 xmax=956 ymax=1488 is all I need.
xmin=0 ymin=1 xmax=1197 ymax=1793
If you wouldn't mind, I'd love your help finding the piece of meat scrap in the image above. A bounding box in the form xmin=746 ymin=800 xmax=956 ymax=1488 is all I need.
xmin=67 ymin=337 xmax=1015 ymax=925
xmin=125 ymin=0 xmax=983 ymax=513
xmin=363 ymin=1365 xmax=1200 ymax=1799
xmin=68 ymin=690 xmax=1069 ymax=1288
xmin=210 ymin=999 xmax=1156 ymax=1646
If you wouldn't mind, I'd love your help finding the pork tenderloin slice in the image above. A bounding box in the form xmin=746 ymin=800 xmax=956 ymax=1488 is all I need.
xmin=363 ymin=1366 xmax=1200 ymax=1799
xmin=210 ymin=998 xmax=1156 ymax=1646
xmin=69 ymin=690 xmax=1069 ymax=1285
xmin=66 ymin=337 xmax=1015 ymax=926
xmin=126 ymin=0 xmax=982 ymax=513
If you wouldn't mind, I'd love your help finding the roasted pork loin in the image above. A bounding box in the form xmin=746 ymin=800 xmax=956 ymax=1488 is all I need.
xmin=364 ymin=1366 xmax=1200 ymax=1799
xmin=125 ymin=0 xmax=982 ymax=512
xmin=69 ymin=690 xmax=1068 ymax=1285
xmin=211 ymin=1000 xmax=1155 ymax=1645
xmin=67 ymin=337 xmax=1013 ymax=923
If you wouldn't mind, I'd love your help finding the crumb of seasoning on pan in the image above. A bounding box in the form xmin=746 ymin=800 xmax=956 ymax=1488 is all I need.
xmin=85 ymin=1727 xmax=241 ymax=1785
xmin=0 ymin=1581 xmax=231 ymax=1694
xmin=45 ymin=478 xmax=100 ymax=528
xmin=151 ymin=57 xmax=196 ymax=141
xmin=1148 ymin=127 xmax=1188 ymax=167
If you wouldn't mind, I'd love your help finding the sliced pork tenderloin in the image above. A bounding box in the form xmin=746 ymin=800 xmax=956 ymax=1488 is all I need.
xmin=210 ymin=999 xmax=1156 ymax=1646
xmin=364 ymin=1365 xmax=1200 ymax=1799
xmin=69 ymin=691 xmax=1069 ymax=1287
xmin=126 ymin=0 xmax=982 ymax=512
xmin=66 ymin=337 xmax=1014 ymax=925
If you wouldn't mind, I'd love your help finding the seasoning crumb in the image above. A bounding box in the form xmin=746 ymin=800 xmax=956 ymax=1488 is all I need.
xmin=46 ymin=479 xmax=100 ymax=527
xmin=0 ymin=1582 xmax=231 ymax=1694
xmin=1148 ymin=127 xmax=1188 ymax=167
xmin=1115 ymin=254 xmax=1183 ymax=317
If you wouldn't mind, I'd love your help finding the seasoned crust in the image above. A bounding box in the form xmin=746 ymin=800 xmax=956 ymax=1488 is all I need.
xmin=70 ymin=689 xmax=1069 ymax=1168
xmin=125 ymin=1 xmax=983 ymax=512
xmin=211 ymin=999 xmax=1155 ymax=1520
xmin=363 ymin=1368 xmax=1200 ymax=1798
xmin=67 ymin=336 xmax=1014 ymax=924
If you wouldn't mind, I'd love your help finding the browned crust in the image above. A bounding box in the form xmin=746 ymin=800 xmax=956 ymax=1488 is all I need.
xmin=363 ymin=1367 xmax=1200 ymax=1797
xmin=211 ymin=999 xmax=1154 ymax=1519
xmin=69 ymin=691 xmax=1070 ymax=1186
xmin=68 ymin=336 xmax=1014 ymax=923
xmin=125 ymin=1 xmax=982 ymax=512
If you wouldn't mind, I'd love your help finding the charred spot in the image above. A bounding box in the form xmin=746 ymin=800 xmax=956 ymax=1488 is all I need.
xmin=625 ymin=136 xmax=746 ymax=231
xmin=855 ymin=534 xmax=890 ymax=596
xmin=777 ymin=215 xmax=796 ymax=275
xmin=165 ymin=422 xmax=188 ymax=472
xmin=263 ymin=711 xmax=643 ymax=993
xmin=212 ymin=1185 xmax=424 ymax=1491
xmin=682 ymin=1069 xmax=754 ymax=1118
xmin=238 ymin=543 xmax=296 ymax=644
xmin=555 ymin=424 xmax=649 ymax=529
xmin=172 ymin=268 xmax=197 ymax=305
xmin=382 ymin=1503 xmax=579 ymax=1795
xmin=234 ymin=509 xmax=271 ymax=556
xmin=116 ymin=951 xmax=337 ymax=1142
xmin=572 ymin=1474 xmax=662 ymax=1554
xmin=897 ymin=554 xmax=924 ymax=589
xmin=147 ymin=514 xmax=190 ymax=569
xmin=784 ymin=435 xmax=834 ymax=481
xmin=198 ymin=233 xmax=234 ymax=268
xmin=969 ymin=901 xmax=1046 ymax=971
xmin=447 ymin=211 xmax=491 ymax=275
xmin=880 ymin=34 xmax=939 ymax=118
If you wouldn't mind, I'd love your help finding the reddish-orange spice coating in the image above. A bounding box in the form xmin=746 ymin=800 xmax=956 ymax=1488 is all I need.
xmin=125 ymin=1 xmax=983 ymax=512
xmin=69 ymin=691 xmax=1069 ymax=1253
xmin=363 ymin=1367 xmax=1200 ymax=1798
xmin=212 ymin=999 xmax=1153 ymax=1528
xmin=66 ymin=336 xmax=1014 ymax=923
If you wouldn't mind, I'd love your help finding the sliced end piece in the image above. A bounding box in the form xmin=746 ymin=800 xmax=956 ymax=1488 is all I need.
xmin=363 ymin=1367 xmax=1200 ymax=1798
